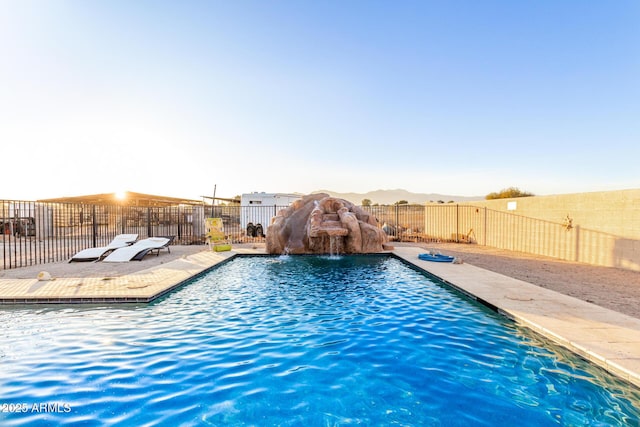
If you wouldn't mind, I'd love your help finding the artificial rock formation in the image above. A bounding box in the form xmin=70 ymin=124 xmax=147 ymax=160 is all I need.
xmin=266 ymin=193 xmax=388 ymax=255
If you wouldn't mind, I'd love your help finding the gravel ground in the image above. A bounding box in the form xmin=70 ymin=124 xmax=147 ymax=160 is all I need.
xmin=406 ymin=242 xmax=640 ymax=319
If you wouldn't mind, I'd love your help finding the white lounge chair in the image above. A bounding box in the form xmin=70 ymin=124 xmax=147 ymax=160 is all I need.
xmin=102 ymin=236 xmax=173 ymax=263
xmin=69 ymin=234 xmax=138 ymax=262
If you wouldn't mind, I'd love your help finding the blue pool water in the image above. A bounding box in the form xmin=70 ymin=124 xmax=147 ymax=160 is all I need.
xmin=1 ymin=255 xmax=640 ymax=426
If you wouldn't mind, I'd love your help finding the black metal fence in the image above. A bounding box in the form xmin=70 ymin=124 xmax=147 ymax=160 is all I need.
xmin=1 ymin=200 xmax=208 ymax=270
xmin=1 ymin=200 xmax=441 ymax=270
xmin=2 ymin=199 xmax=588 ymax=271
xmin=1 ymin=199 xmax=469 ymax=270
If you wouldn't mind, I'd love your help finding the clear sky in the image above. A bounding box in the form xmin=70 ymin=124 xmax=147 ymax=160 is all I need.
xmin=2 ymin=0 xmax=639 ymax=201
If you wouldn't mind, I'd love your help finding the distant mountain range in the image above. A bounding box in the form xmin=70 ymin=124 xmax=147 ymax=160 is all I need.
xmin=311 ymin=189 xmax=483 ymax=205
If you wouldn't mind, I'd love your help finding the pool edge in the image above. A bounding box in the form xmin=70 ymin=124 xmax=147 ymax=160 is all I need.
xmin=3 ymin=247 xmax=640 ymax=391
xmin=392 ymin=246 xmax=640 ymax=390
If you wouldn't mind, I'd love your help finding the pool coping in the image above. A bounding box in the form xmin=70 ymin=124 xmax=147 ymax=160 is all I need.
xmin=0 ymin=249 xmax=244 ymax=304
xmin=1 ymin=246 xmax=640 ymax=389
xmin=391 ymin=246 xmax=640 ymax=390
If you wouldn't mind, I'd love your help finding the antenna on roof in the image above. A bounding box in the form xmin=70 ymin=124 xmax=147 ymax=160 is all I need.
xmin=212 ymin=184 xmax=217 ymax=206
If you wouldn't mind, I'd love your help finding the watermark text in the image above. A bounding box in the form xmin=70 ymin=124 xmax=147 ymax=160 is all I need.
xmin=1 ymin=402 xmax=72 ymax=413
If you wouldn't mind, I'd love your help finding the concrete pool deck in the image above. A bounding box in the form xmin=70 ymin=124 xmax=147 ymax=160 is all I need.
xmin=1 ymin=245 xmax=640 ymax=389
xmin=393 ymin=246 xmax=640 ymax=390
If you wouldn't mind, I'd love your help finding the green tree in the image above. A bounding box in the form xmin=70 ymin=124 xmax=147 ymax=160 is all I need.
xmin=486 ymin=187 xmax=534 ymax=200
xmin=395 ymin=200 xmax=409 ymax=205
xmin=361 ymin=198 xmax=372 ymax=207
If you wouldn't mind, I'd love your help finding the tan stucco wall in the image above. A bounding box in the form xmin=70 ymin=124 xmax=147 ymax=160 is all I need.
xmin=457 ymin=189 xmax=640 ymax=271
xmin=464 ymin=189 xmax=640 ymax=239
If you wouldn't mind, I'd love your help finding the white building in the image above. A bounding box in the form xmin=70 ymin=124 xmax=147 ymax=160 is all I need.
xmin=240 ymin=192 xmax=300 ymax=236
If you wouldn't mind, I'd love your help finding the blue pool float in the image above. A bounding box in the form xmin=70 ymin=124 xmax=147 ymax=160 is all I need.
xmin=418 ymin=253 xmax=456 ymax=263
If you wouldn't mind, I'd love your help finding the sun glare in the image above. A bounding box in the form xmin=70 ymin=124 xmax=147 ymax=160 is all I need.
xmin=115 ymin=191 xmax=127 ymax=201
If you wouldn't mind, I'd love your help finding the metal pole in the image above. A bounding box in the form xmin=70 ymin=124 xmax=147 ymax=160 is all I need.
xmin=147 ymin=207 xmax=152 ymax=237
xmin=212 ymin=184 xmax=217 ymax=217
xmin=92 ymin=205 xmax=97 ymax=248
xmin=456 ymin=204 xmax=460 ymax=243
xmin=484 ymin=207 xmax=487 ymax=246
xmin=395 ymin=204 xmax=399 ymax=240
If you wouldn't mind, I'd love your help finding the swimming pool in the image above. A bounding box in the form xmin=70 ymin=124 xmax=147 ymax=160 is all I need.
xmin=1 ymin=255 xmax=639 ymax=425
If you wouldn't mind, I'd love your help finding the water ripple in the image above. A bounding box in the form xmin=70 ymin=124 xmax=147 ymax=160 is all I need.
xmin=1 ymin=255 xmax=639 ymax=426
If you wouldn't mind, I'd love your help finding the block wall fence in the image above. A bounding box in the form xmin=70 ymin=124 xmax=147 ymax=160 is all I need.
xmin=447 ymin=189 xmax=640 ymax=272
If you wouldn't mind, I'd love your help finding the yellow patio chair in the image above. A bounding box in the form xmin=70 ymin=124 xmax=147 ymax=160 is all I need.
xmin=205 ymin=218 xmax=232 ymax=252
